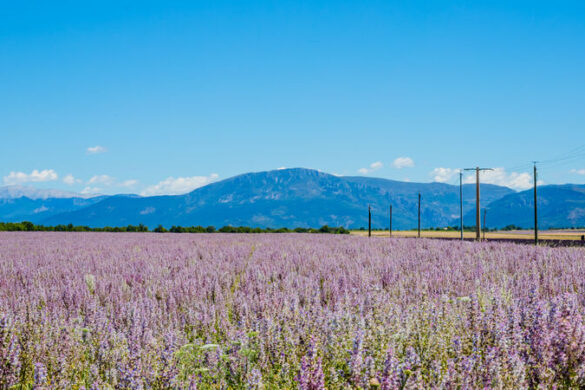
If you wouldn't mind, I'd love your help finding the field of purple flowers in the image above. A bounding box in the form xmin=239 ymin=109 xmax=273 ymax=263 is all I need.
xmin=1 ymin=232 xmax=585 ymax=389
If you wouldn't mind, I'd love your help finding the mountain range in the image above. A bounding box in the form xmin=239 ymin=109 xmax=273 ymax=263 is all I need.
xmin=1 ymin=168 xmax=583 ymax=229
xmin=0 ymin=185 xmax=100 ymax=200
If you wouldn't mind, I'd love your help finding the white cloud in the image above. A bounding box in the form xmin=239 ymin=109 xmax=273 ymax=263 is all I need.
xmin=277 ymin=167 xmax=286 ymax=170
xmin=358 ymin=161 xmax=383 ymax=175
xmin=571 ymin=169 xmax=585 ymax=175
xmin=85 ymin=175 xmax=138 ymax=190
xmin=87 ymin=145 xmax=107 ymax=154
xmin=121 ymin=179 xmax=138 ymax=187
xmin=431 ymin=167 xmax=537 ymax=190
xmin=81 ymin=186 xmax=102 ymax=194
xmin=3 ymin=169 xmax=58 ymax=185
xmin=392 ymin=157 xmax=414 ymax=169
xmin=62 ymin=174 xmax=80 ymax=185
xmin=463 ymin=167 xmax=533 ymax=190
xmin=431 ymin=168 xmax=460 ymax=183
xmin=88 ymin=174 xmax=115 ymax=186
xmin=141 ymin=174 xmax=219 ymax=196
xmin=370 ymin=161 xmax=383 ymax=170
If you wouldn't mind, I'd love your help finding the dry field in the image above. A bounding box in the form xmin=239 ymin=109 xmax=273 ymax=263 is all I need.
xmin=351 ymin=229 xmax=585 ymax=241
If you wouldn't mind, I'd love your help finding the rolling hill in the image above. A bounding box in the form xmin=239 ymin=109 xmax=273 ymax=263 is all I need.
xmin=5 ymin=169 xmax=583 ymax=229
xmin=466 ymin=184 xmax=585 ymax=229
xmin=0 ymin=185 xmax=109 ymax=223
xmin=40 ymin=168 xmax=514 ymax=229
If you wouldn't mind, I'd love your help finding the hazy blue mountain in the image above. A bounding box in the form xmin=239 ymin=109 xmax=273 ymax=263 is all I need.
xmin=0 ymin=185 xmax=99 ymax=200
xmin=41 ymin=168 xmax=514 ymax=229
xmin=3 ymin=169 xmax=582 ymax=229
xmin=0 ymin=186 xmax=143 ymax=223
xmin=0 ymin=196 xmax=109 ymax=223
xmin=465 ymin=184 xmax=585 ymax=229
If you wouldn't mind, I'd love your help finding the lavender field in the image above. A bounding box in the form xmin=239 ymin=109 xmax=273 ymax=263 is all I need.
xmin=1 ymin=233 xmax=585 ymax=389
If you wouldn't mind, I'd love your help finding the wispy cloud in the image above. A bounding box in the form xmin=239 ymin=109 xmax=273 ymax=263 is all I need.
xmin=3 ymin=169 xmax=58 ymax=185
xmin=141 ymin=174 xmax=219 ymax=196
xmin=570 ymin=169 xmax=585 ymax=175
xmin=431 ymin=167 xmax=537 ymax=190
xmin=86 ymin=145 xmax=107 ymax=155
xmin=121 ymin=179 xmax=139 ymax=188
xmin=85 ymin=175 xmax=138 ymax=191
xmin=80 ymin=186 xmax=102 ymax=194
xmin=358 ymin=161 xmax=383 ymax=175
xmin=88 ymin=174 xmax=115 ymax=186
xmin=392 ymin=157 xmax=414 ymax=169
xmin=62 ymin=174 xmax=80 ymax=185
xmin=430 ymin=168 xmax=460 ymax=183
xmin=463 ymin=167 xmax=534 ymax=190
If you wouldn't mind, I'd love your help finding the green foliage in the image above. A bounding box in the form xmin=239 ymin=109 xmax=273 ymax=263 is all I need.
xmin=84 ymin=274 xmax=96 ymax=294
xmin=153 ymin=224 xmax=167 ymax=233
xmin=0 ymin=222 xmax=349 ymax=234
xmin=501 ymin=224 xmax=524 ymax=231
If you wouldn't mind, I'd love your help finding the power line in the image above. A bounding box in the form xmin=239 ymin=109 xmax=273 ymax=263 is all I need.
xmin=498 ymin=142 xmax=585 ymax=178
xmin=505 ymin=162 xmax=536 ymax=172
xmin=362 ymin=141 xmax=585 ymax=239
xmin=539 ymin=143 xmax=585 ymax=165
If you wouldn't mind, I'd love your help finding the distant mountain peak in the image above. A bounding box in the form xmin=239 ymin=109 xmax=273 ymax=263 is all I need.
xmin=6 ymin=169 xmax=584 ymax=229
xmin=39 ymin=168 xmax=515 ymax=229
xmin=0 ymin=185 xmax=100 ymax=200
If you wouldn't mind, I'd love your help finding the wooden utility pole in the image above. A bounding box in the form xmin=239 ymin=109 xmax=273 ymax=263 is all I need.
xmin=417 ymin=193 xmax=421 ymax=238
xmin=368 ymin=205 xmax=371 ymax=237
xmin=534 ymin=163 xmax=538 ymax=245
xmin=475 ymin=168 xmax=480 ymax=239
xmin=389 ymin=205 xmax=393 ymax=237
xmin=459 ymin=170 xmax=463 ymax=241
xmin=464 ymin=167 xmax=493 ymax=240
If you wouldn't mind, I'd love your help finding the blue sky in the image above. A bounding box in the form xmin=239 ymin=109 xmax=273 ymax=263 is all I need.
xmin=1 ymin=1 xmax=584 ymax=195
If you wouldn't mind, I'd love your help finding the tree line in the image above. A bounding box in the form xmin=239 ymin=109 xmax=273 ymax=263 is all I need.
xmin=0 ymin=221 xmax=349 ymax=234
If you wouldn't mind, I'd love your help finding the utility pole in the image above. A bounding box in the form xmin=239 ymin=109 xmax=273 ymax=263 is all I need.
xmin=389 ymin=205 xmax=393 ymax=237
xmin=417 ymin=193 xmax=421 ymax=238
xmin=475 ymin=169 xmax=480 ymax=240
xmin=459 ymin=170 xmax=463 ymax=241
xmin=368 ymin=205 xmax=371 ymax=237
xmin=464 ymin=167 xmax=493 ymax=240
xmin=534 ymin=163 xmax=538 ymax=245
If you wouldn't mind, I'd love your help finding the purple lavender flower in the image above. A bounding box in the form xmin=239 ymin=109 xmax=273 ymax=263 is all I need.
xmin=0 ymin=232 xmax=585 ymax=387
